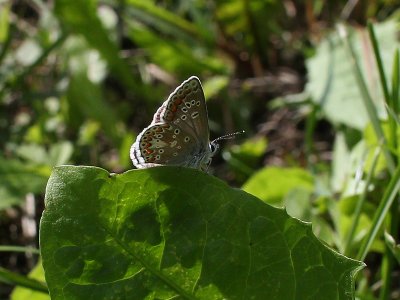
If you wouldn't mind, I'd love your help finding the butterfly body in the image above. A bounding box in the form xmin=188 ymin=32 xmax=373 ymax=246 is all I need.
xmin=131 ymin=76 xmax=217 ymax=170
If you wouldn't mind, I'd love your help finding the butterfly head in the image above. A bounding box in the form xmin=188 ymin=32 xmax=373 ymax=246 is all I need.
xmin=200 ymin=130 xmax=244 ymax=170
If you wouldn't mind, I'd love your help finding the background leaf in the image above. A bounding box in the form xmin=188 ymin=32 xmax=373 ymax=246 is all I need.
xmin=306 ymin=17 xmax=399 ymax=129
xmin=242 ymin=167 xmax=314 ymax=205
xmin=0 ymin=157 xmax=50 ymax=209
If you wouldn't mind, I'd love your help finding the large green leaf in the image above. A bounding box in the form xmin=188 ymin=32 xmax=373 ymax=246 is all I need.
xmin=40 ymin=166 xmax=363 ymax=299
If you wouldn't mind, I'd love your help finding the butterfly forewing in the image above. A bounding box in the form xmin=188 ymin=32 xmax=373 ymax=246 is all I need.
xmin=152 ymin=76 xmax=209 ymax=145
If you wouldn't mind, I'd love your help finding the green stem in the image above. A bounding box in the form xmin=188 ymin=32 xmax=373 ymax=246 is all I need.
xmin=0 ymin=245 xmax=40 ymax=254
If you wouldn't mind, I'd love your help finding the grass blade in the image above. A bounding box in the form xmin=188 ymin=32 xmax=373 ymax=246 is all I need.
xmin=0 ymin=246 xmax=40 ymax=255
xmin=0 ymin=267 xmax=48 ymax=294
xmin=357 ymin=163 xmax=400 ymax=261
xmin=367 ymin=22 xmax=391 ymax=106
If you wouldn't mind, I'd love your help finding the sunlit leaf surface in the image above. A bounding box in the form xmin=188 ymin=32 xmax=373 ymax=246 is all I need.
xmin=40 ymin=166 xmax=363 ymax=299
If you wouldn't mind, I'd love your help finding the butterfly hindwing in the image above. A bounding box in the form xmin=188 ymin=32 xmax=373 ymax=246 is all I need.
xmin=131 ymin=123 xmax=203 ymax=168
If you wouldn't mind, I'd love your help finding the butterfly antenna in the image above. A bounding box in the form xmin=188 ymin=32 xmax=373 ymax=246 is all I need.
xmin=212 ymin=130 xmax=245 ymax=144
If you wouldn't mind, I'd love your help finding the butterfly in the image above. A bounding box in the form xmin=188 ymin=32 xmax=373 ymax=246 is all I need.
xmin=130 ymin=76 xmax=219 ymax=171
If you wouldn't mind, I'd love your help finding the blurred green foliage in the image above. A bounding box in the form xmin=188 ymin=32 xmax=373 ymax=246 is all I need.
xmin=1 ymin=0 xmax=400 ymax=299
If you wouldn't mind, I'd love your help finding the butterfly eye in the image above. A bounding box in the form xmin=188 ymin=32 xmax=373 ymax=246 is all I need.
xmin=181 ymin=115 xmax=187 ymax=120
xmin=210 ymin=143 xmax=219 ymax=154
xmin=196 ymin=101 xmax=201 ymax=106
xmin=182 ymin=107 xmax=188 ymax=113
xmin=184 ymin=136 xmax=190 ymax=142
xmin=174 ymin=129 xmax=180 ymax=134
xmin=191 ymin=100 xmax=196 ymax=105
xmin=159 ymin=149 xmax=164 ymax=153
xmin=185 ymin=102 xmax=191 ymax=108
xmin=191 ymin=112 xmax=199 ymax=119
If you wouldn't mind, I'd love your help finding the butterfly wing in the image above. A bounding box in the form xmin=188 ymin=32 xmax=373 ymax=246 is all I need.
xmin=152 ymin=76 xmax=210 ymax=145
xmin=131 ymin=76 xmax=213 ymax=169
xmin=131 ymin=123 xmax=204 ymax=168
